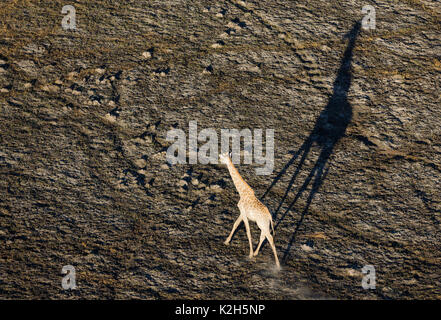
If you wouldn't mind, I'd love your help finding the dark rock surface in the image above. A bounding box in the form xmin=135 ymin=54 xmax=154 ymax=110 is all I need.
xmin=0 ymin=0 xmax=440 ymax=299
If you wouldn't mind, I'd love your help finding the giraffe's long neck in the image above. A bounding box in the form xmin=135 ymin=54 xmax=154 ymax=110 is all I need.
xmin=225 ymin=158 xmax=254 ymax=197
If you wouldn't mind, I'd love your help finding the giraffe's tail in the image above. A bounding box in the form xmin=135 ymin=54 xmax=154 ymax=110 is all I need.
xmin=267 ymin=207 xmax=275 ymax=235
xmin=270 ymin=217 xmax=275 ymax=236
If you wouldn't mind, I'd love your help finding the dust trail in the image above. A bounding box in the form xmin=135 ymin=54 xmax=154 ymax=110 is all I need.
xmin=251 ymin=260 xmax=332 ymax=299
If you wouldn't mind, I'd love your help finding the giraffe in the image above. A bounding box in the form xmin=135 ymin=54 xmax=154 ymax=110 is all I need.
xmin=219 ymin=152 xmax=280 ymax=269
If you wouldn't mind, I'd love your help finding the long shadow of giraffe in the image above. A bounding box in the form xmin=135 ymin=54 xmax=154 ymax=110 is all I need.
xmin=261 ymin=21 xmax=361 ymax=262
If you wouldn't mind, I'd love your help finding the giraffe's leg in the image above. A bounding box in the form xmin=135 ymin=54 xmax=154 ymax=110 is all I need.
xmin=253 ymin=231 xmax=266 ymax=257
xmin=243 ymin=217 xmax=254 ymax=259
xmin=266 ymin=233 xmax=281 ymax=269
xmin=224 ymin=216 xmax=242 ymax=245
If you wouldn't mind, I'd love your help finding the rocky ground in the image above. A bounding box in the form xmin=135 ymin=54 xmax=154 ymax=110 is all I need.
xmin=0 ymin=0 xmax=440 ymax=299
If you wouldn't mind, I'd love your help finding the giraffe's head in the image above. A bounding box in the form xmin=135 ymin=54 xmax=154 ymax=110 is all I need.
xmin=219 ymin=152 xmax=232 ymax=165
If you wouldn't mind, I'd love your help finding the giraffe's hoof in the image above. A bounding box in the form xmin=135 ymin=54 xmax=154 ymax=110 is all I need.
xmin=224 ymin=240 xmax=230 ymax=246
xmin=248 ymin=254 xmax=254 ymax=260
xmin=253 ymin=251 xmax=259 ymax=257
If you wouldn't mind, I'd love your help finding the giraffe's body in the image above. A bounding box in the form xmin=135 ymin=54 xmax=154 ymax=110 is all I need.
xmin=219 ymin=153 xmax=280 ymax=269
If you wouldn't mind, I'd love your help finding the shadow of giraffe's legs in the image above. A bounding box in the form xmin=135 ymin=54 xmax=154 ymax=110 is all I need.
xmin=261 ymin=139 xmax=310 ymax=200
xmin=281 ymin=146 xmax=331 ymax=262
xmin=273 ymin=138 xmax=314 ymax=217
